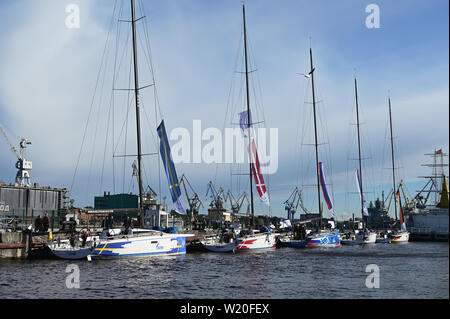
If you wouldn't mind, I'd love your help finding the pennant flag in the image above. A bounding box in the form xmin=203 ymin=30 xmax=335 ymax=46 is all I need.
xmin=396 ymin=190 xmax=407 ymax=232
xmin=318 ymin=162 xmax=337 ymax=221
xmin=355 ymin=169 xmax=369 ymax=217
xmin=248 ymin=139 xmax=270 ymax=206
xmin=157 ymin=120 xmax=186 ymax=215
xmin=435 ymin=149 xmax=443 ymax=155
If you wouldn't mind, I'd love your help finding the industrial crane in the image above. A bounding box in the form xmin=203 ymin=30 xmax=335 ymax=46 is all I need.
xmin=205 ymin=181 xmax=225 ymax=209
xmin=0 ymin=124 xmax=32 ymax=187
xmin=385 ymin=180 xmax=415 ymax=213
xmin=180 ymin=174 xmax=204 ymax=218
xmin=284 ymin=187 xmax=308 ymax=221
xmin=226 ymin=190 xmax=249 ymax=214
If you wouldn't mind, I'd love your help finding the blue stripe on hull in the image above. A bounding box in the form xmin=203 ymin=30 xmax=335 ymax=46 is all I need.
xmin=307 ymin=233 xmax=340 ymax=247
xmin=90 ymin=236 xmax=187 ymax=258
xmin=281 ymin=241 xmax=307 ymax=248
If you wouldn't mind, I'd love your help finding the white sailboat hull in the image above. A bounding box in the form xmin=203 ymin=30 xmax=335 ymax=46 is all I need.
xmin=341 ymin=232 xmax=377 ymax=245
xmin=89 ymin=230 xmax=193 ymax=259
xmin=235 ymin=233 xmax=276 ymax=251
xmin=50 ymin=247 xmax=93 ymax=260
xmin=201 ymin=241 xmax=237 ymax=253
xmin=48 ymin=237 xmax=99 ymax=260
xmin=390 ymin=231 xmax=410 ymax=243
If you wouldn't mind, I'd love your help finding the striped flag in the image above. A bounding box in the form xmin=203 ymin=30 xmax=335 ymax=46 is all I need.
xmin=157 ymin=120 xmax=186 ymax=215
xmin=396 ymin=190 xmax=407 ymax=232
xmin=248 ymin=139 xmax=270 ymax=206
xmin=318 ymin=162 xmax=337 ymax=221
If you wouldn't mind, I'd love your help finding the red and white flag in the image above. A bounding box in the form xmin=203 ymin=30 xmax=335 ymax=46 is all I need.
xmin=248 ymin=139 xmax=270 ymax=206
xmin=435 ymin=149 xmax=443 ymax=155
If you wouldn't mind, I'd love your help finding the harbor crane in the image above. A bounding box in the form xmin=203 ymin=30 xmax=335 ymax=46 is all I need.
xmin=225 ymin=190 xmax=250 ymax=214
xmin=0 ymin=124 xmax=32 ymax=187
xmin=180 ymin=174 xmax=204 ymax=219
xmin=205 ymin=181 xmax=225 ymax=209
xmin=284 ymin=187 xmax=309 ymax=221
xmin=385 ymin=180 xmax=415 ymax=213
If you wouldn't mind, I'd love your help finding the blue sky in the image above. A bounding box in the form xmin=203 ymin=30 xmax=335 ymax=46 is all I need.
xmin=0 ymin=0 xmax=448 ymax=220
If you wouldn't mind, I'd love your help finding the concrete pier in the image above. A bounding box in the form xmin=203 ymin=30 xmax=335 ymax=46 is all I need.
xmin=0 ymin=231 xmax=30 ymax=258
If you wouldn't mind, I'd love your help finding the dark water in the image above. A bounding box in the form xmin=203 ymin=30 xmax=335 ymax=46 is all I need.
xmin=1 ymin=242 xmax=448 ymax=299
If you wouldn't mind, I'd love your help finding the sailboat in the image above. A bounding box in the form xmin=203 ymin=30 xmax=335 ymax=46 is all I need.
xmin=233 ymin=4 xmax=276 ymax=252
xmin=300 ymin=48 xmax=340 ymax=248
xmin=88 ymin=0 xmax=193 ymax=259
xmin=342 ymin=78 xmax=376 ymax=245
xmin=386 ymin=97 xmax=409 ymax=243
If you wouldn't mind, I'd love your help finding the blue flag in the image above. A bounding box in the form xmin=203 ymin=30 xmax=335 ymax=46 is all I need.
xmin=157 ymin=120 xmax=186 ymax=215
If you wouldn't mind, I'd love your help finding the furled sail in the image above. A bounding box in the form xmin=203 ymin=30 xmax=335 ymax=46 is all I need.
xmin=157 ymin=120 xmax=186 ymax=214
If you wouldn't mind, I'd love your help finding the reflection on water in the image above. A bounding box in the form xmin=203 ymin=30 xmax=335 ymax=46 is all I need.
xmin=0 ymin=242 xmax=448 ymax=299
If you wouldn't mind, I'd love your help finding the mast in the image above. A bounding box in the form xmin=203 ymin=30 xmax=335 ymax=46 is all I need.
xmin=310 ymin=48 xmax=322 ymax=229
xmin=354 ymin=78 xmax=365 ymax=227
xmin=131 ymin=0 xmax=145 ymax=226
xmin=242 ymin=4 xmax=255 ymax=228
xmin=388 ymin=97 xmax=399 ymax=223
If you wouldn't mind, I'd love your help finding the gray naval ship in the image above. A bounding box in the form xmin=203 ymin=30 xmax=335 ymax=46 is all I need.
xmin=406 ymin=149 xmax=449 ymax=241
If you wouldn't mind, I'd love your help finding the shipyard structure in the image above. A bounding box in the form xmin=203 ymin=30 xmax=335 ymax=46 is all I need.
xmin=0 ymin=127 xmax=68 ymax=258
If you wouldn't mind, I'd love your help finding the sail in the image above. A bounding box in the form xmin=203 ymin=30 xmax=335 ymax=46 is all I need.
xmin=318 ymin=162 xmax=337 ymax=221
xmin=355 ymin=169 xmax=369 ymax=217
xmin=248 ymin=139 xmax=270 ymax=206
xmin=396 ymin=190 xmax=407 ymax=232
xmin=157 ymin=120 xmax=187 ymax=214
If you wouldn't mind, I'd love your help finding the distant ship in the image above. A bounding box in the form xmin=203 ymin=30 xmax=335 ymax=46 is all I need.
xmin=406 ymin=149 xmax=449 ymax=241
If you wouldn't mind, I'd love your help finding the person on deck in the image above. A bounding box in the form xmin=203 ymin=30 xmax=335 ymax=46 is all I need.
xmin=42 ymin=213 xmax=50 ymax=232
xmin=34 ymin=215 xmax=42 ymax=232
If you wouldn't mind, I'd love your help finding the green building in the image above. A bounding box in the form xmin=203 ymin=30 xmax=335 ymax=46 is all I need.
xmin=94 ymin=193 xmax=139 ymax=218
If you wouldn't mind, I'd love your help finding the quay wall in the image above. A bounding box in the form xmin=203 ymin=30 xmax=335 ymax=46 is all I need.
xmin=0 ymin=231 xmax=30 ymax=258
